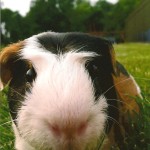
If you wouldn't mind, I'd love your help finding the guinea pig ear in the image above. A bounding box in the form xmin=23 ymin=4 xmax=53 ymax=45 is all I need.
xmin=100 ymin=40 xmax=117 ymax=75
xmin=0 ymin=42 xmax=24 ymax=90
xmin=113 ymin=61 xmax=141 ymax=113
xmin=108 ymin=43 xmax=117 ymax=75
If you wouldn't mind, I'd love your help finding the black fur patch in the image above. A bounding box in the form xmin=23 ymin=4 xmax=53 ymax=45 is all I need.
xmin=8 ymin=59 xmax=31 ymax=122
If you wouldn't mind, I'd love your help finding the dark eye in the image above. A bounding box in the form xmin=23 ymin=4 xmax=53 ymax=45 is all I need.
xmin=26 ymin=68 xmax=36 ymax=83
xmin=91 ymin=63 xmax=98 ymax=72
xmin=85 ymin=60 xmax=102 ymax=100
xmin=86 ymin=61 xmax=99 ymax=74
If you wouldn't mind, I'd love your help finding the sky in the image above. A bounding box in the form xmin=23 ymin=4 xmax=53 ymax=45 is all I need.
xmin=1 ymin=0 xmax=118 ymax=16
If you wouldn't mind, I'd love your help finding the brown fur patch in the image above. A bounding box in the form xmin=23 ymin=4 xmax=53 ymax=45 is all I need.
xmin=104 ymin=65 xmax=141 ymax=149
xmin=0 ymin=42 xmax=24 ymax=87
xmin=113 ymin=74 xmax=140 ymax=114
xmin=103 ymin=59 xmax=141 ymax=149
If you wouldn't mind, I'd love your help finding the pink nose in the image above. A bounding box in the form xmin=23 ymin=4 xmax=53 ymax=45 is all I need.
xmin=49 ymin=122 xmax=88 ymax=138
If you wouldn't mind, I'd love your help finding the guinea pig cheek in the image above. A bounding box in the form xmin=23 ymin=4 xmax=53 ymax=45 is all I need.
xmin=17 ymin=101 xmax=58 ymax=149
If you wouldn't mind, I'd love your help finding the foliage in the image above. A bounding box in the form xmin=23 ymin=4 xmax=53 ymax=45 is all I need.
xmin=0 ymin=86 xmax=14 ymax=150
xmin=123 ymin=96 xmax=150 ymax=150
xmin=0 ymin=43 xmax=150 ymax=149
xmin=1 ymin=9 xmax=25 ymax=44
xmin=102 ymin=0 xmax=141 ymax=31
xmin=1 ymin=0 xmax=142 ymax=45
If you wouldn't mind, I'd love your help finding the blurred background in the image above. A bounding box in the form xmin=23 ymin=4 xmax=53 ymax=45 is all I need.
xmin=1 ymin=0 xmax=150 ymax=45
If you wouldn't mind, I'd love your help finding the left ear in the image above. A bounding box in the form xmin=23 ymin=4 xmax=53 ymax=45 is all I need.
xmin=0 ymin=42 xmax=24 ymax=90
xmin=106 ymin=43 xmax=117 ymax=75
xmin=98 ymin=40 xmax=117 ymax=76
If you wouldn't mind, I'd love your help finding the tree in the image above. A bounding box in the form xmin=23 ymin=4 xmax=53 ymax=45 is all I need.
xmin=1 ymin=9 xmax=30 ymax=44
xmin=1 ymin=0 xmax=142 ymax=45
xmin=70 ymin=0 xmax=93 ymax=31
xmin=93 ymin=0 xmax=114 ymax=31
xmin=106 ymin=0 xmax=141 ymax=31
xmin=26 ymin=0 xmax=94 ymax=32
xmin=26 ymin=0 xmax=72 ymax=33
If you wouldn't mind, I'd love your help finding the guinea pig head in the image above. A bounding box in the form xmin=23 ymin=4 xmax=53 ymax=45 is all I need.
xmin=0 ymin=32 xmax=118 ymax=150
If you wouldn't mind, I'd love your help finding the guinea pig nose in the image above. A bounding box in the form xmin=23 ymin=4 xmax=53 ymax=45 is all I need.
xmin=49 ymin=121 xmax=88 ymax=137
xmin=49 ymin=124 xmax=61 ymax=137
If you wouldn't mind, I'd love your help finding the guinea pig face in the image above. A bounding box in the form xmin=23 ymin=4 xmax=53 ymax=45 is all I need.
xmin=0 ymin=32 xmax=118 ymax=150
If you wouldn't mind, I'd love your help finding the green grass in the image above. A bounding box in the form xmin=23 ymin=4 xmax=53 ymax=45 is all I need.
xmin=0 ymin=87 xmax=15 ymax=150
xmin=0 ymin=43 xmax=150 ymax=150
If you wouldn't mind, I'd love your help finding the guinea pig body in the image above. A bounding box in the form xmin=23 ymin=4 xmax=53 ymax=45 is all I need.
xmin=0 ymin=32 xmax=141 ymax=150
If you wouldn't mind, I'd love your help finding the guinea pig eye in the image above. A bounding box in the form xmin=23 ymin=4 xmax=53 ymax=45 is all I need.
xmin=86 ymin=61 xmax=99 ymax=74
xmin=26 ymin=68 xmax=36 ymax=83
xmin=91 ymin=63 xmax=98 ymax=71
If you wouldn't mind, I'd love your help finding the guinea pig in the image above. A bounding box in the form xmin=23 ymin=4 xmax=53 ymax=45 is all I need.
xmin=0 ymin=32 xmax=141 ymax=150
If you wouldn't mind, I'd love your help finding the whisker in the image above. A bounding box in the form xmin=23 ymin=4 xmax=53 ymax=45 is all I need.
xmin=107 ymin=99 xmax=139 ymax=113
xmin=7 ymin=97 xmax=24 ymax=103
xmin=107 ymin=104 xmax=120 ymax=111
xmin=107 ymin=98 xmax=137 ymax=110
xmin=107 ymin=116 xmax=120 ymax=127
xmin=9 ymin=109 xmax=18 ymax=114
xmin=2 ymin=86 xmax=25 ymax=100
xmin=9 ymin=87 xmax=25 ymax=99
xmin=102 ymin=77 xmax=133 ymax=96
xmin=74 ymin=45 xmax=87 ymax=52
xmin=102 ymin=75 xmax=149 ymax=97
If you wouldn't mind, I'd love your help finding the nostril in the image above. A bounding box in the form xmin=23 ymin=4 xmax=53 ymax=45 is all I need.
xmin=77 ymin=122 xmax=88 ymax=136
xmin=48 ymin=121 xmax=88 ymax=137
xmin=49 ymin=124 xmax=61 ymax=137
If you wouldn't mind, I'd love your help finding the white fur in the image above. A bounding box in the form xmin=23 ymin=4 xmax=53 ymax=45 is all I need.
xmin=14 ymin=37 xmax=108 ymax=150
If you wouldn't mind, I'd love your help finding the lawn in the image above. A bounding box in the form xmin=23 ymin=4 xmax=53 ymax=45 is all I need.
xmin=0 ymin=43 xmax=150 ymax=150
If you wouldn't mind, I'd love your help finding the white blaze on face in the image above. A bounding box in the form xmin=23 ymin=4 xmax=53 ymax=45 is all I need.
xmin=17 ymin=37 xmax=108 ymax=150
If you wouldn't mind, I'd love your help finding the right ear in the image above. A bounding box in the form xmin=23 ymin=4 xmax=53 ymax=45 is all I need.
xmin=0 ymin=42 xmax=24 ymax=90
